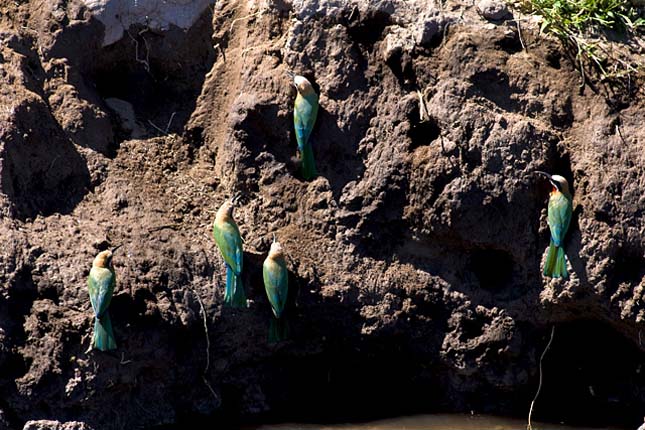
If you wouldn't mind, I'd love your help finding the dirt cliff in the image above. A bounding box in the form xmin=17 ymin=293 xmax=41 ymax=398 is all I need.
xmin=0 ymin=0 xmax=644 ymax=429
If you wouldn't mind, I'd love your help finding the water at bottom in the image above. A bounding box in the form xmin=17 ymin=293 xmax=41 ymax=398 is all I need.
xmin=244 ymin=414 xmax=622 ymax=430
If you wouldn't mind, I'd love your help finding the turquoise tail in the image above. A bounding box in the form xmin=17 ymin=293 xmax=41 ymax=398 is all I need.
xmin=300 ymin=142 xmax=317 ymax=181
xmin=268 ymin=316 xmax=289 ymax=343
xmin=543 ymin=240 xmax=568 ymax=279
xmin=93 ymin=312 xmax=117 ymax=351
xmin=225 ymin=265 xmax=246 ymax=308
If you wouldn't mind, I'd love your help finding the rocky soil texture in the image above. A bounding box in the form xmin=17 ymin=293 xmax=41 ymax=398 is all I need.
xmin=0 ymin=0 xmax=644 ymax=429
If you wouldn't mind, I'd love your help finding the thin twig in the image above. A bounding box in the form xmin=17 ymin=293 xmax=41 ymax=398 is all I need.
xmin=47 ymin=155 xmax=62 ymax=172
xmin=126 ymin=27 xmax=151 ymax=73
xmin=440 ymin=20 xmax=451 ymax=48
xmin=190 ymin=287 xmax=219 ymax=406
xmin=165 ymin=112 xmax=176 ymax=134
xmin=439 ymin=133 xmax=447 ymax=154
xmin=147 ymin=112 xmax=177 ymax=136
xmin=416 ymin=89 xmax=430 ymax=122
xmin=578 ymin=54 xmax=586 ymax=89
xmin=615 ymin=122 xmax=627 ymax=145
xmin=348 ymin=5 xmax=358 ymax=21
xmin=527 ymin=326 xmax=556 ymax=430
xmin=516 ymin=14 xmax=527 ymax=52
xmin=147 ymin=120 xmax=166 ymax=135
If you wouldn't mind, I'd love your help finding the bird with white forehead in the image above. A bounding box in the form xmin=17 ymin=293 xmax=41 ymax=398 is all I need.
xmin=263 ymin=235 xmax=289 ymax=342
xmin=87 ymin=246 xmax=120 ymax=351
xmin=212 ymin=195 xmax=247 ymax=308
xmin=536 ymin=171 xmax=573 ymax=279
xmin=288 ymin=71 xmax=319 ymax=181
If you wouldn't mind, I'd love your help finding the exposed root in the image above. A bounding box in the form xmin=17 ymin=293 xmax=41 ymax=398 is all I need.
xmin=125 ymin=26 xmax=151 ymax=74
xmin=516 ymin=14 xmax=527 ymax=52
xmin=148 ymin=112 xmax=177 ymax=135
xmin=527 ymin=325 xmax=556 ymax=430
xmin=189 ymin=286 xmax=219 ymax=406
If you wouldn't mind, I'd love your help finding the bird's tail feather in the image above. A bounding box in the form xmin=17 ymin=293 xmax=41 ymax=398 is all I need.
xmin=555 ymin=245 xmax=568 ymax=278
xmin=300 ymin=142 xmax=317 ymax=181
xmin=225 ymin=265 xmax=247 ymax=308
xmin=544 ymin=240 xmax=568 ymax=279
xmin=268 ymin=316 xmax=289 ymax=343
xmin=93 ymin=312 xmax=117 ymax=351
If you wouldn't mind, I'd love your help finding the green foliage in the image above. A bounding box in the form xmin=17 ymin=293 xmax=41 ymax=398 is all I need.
xmin=518 ymin=0 xmax=645 ymax=81
xmin=532 ymin=0 xmax=644 ymax=34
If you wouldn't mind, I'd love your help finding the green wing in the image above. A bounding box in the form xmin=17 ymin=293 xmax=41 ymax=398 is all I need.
xmin=294 ymin=93 xmax=319 ymax=151
xmin=88 ymin=267 xmax=115 ymax=318
xmin=547 ymin=192 xmax=572 ymax=247
xmin=213 ymin=220 xmax=243 ymax=274
xmin=263 ymin=259 xmax=288 ymax=317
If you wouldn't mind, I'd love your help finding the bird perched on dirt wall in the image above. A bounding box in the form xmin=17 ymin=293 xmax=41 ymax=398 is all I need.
xmin=537 ymin=171 xmax=573 ymax=279
xmin=88 ymin=248 xmax=119 ymax=351
xmin=263 ymin=236 xmax=289 ymax=342
xmin=213 ymin=196 xmax=246 ymax=307
xmin=289 ymin=71 xmax=319 ymax=181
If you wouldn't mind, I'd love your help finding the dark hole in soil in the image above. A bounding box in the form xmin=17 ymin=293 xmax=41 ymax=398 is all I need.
xmin=545 ymin=47 xmax=562 ymax=69
xmin=347 ymin=10 xmax=391 ymax=47
xmin=0 ymin=268 xmax=36 ymax=393
xmin=88 ymin=10 xmax=215 ymax=140
xmin=408 ymin=115 xmax=440 ymax=150
xmin=551 ymin=152 xmax=574 ymax=195
xmin=469 ymin=69 xmax=516 ymax=112
xmin=469 ymin=249 xmax=514 ymax=292
xmin=539 ymin=320 xmax=645 ymax=427
xmin=256 ymin=349 xmax=439 ymax=425
xmin=1 ymin=102 xmax=91 ymax=220
xmin=239 ymin=102 xmax=292 ymax=172
xmin=611 ymin=246 xmax=645 ymax=287
xmin=495 ymin=30 xmax=523 ymax=54
xmin=459 ymin=314 xmax=486 ymax=340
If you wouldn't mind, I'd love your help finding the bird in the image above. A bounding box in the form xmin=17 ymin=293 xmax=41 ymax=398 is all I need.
xmin=263 ymin=236 xmax=289 ymax=342
xmin=537 ymin=171 xmax=573 ymax=279
xmin=87 ymin=248 xmax=119 ymax=351
xmin=212 ymin=196 xmax=246 ymax=308
xmin=289 ymin=71 xmax=319 ymax=181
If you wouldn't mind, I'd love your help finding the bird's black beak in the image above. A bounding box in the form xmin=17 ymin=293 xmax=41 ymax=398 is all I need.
xmin=111 ymin=244 xmax=123 ymax=254
xmin=535 ymin=171 xmax=558 ymax=189
xmin=535 ymin=170 xmax=552 ymax=180
xmin=286 ymin=70 xmax=298 ymax=89
xmin=232 ymin=192 xmax=242 ymax=206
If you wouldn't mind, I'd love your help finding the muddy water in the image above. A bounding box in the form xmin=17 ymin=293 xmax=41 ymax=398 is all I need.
xmin=247 ymin=414 xmax=621 ymax=430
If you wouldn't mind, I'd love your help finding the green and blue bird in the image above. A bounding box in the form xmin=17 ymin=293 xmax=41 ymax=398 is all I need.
xmin=537 ymin=171 xmax=573 ymax=279
xmin=212 ymin=197 xmax=247 ymax=308
xmin=289 ymin=72 xmax=319 ymax=181
xmin=263 ymin=237 xmax=289 ymax=342
xmin=88 ymin=249 xmax=118 ymax=351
